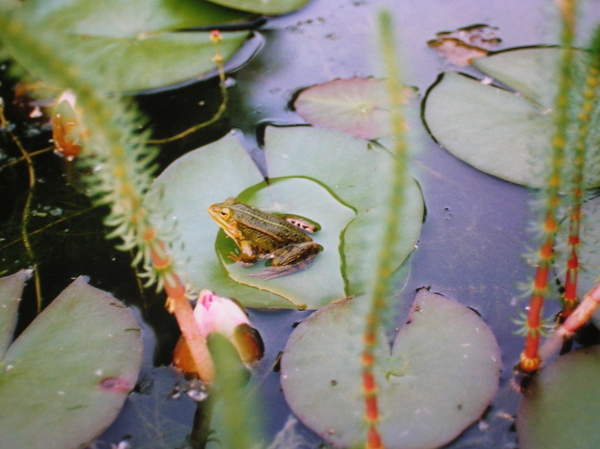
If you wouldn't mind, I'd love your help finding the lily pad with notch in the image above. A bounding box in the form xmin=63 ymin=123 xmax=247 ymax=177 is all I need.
xmin=280 ymin=289 xmax=502 ymax=448
xmin=423 ymin=47 xmax=600 ymax=188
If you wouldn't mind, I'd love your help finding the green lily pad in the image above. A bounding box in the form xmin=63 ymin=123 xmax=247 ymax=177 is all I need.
xmin=265 ymin=126 xmax=424 ymax=296
xmin=423 ymin=48 xmax=600 ymax=188
xmin=280 ymin=290 xmax=502 ymax=448
xmin=206 ymin=0 xmax=311 ymax=15
xmin=0 ymin=270 xmax=28 ymax=358
xmin=144 ymin=132 xmax=293 ymax=309
xmin=517 ymin=346 xmax=600 ymax=449
xmin=218 ymin=178 xmax=353 ymax=309
xmin=0 ymin=276 xmax=143 ymax=449
xmin=145 ymin=126 xmax=424 ymax=309
xmin=10 ymin=0 xmax=253 ymax=92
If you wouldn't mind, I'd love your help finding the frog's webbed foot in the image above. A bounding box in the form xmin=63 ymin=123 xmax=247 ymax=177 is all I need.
xmin=247 ymin=256 xmax=317 ymax=280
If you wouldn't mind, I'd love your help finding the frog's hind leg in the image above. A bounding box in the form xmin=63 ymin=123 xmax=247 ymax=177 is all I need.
xmin=247 ymin=242 xmax=321 ymax=280
xmin=247 ymin=256 xmax=316 ymax=280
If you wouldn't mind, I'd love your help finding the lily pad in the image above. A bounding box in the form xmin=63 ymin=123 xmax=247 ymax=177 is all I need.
xmin=294 ymin=78 xmax=393 ymax=140
xmin=280 ymin=290 xmax=502 ymax=448
xmin=517 ymin=346 xmax=600 ymax=449
xmin=0 ymin=270 xmax=28 ymax=357
xmin=144 ymin=132 xmax=292 ymax=309
xmin=0 ymin=276 xmax=143 ymax=449
xmin=423 ymin=47 xmax=600 ymax=188
xmin=294 ymin=77 xmax=418 ymax=140
xmin=265 ymin=126 xmax=424 ymax=296
xmin=206 ymin=0 xmax=311 ymax=15
xmin=145 ymin=126 xmax=424 ymax=309
xmin=10 ymin=0 xmax=254 ymax=92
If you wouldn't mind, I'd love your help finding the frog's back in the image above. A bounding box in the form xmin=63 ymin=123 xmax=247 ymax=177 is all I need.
xmin=232 ymin=203 xmax=312 ymax=249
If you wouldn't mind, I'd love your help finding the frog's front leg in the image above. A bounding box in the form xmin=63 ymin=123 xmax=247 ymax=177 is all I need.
xmin=248 ymin=242 xmax=321 ymax=280
xmin=231 ymin=240 xmax=258 ymax=266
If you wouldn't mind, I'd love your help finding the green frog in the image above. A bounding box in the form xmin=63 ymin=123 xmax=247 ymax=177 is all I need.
xmin=208 ymin=197 xmax=321 ymax=280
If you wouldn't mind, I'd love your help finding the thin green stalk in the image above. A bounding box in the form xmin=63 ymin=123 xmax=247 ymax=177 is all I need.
xmin=360 ymin=10 xmax=410 ymax=449
xmin=147 ymin=32 xmax=228 ymax=145
xmin=0 ymin=98 xmax=43 ymax=312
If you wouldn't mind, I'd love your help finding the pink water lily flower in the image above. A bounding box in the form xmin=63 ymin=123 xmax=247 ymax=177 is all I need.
xmin=174 ymin=290 xmax=264 ymax=374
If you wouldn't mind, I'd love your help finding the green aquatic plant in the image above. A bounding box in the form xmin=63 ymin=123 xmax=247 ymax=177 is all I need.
xmin=518 ymin=0 xmax=577 ymax=374
xmin=423 ymin=3 xmax=600 ymax=374
xmin=0 ymin=1 xmax=216 ymax=381
xmin=516 ymin=1 xmax=600 ymax=374
xmin=0 ymin=0 xmax=317 ymax=446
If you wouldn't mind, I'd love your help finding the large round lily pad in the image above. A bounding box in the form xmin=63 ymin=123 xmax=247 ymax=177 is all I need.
xmin=423 ymin=48 xmax=599 ymax=188
xmin=280 ymin=290 xmax=502 ymax=448
xmin=517 ymin=346 xmax=600 ymax=449
xmin=145 ymin=126 xmax=424 ymax=309
xmin=0 ymin=276 xmax=143 ymax=449
xmin=9 ymin=0 xmax=254 ymax=92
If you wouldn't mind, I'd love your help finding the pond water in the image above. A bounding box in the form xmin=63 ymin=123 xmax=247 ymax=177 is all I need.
xmin=2 ymin=0 xmax=600 ymax=448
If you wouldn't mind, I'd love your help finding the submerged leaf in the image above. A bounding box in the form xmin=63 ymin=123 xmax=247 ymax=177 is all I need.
xmin=517 ymin=346 xmax=600 ymax=449
xmin=0 ymin=277 xmax=143 ymax=449
xmin=98 ymin=366 xmax=198 ymax=448
xmin=280 ymin=290 xmax=501 ymax=449
xmin=427 ymin=24 xmax=500 ymax=67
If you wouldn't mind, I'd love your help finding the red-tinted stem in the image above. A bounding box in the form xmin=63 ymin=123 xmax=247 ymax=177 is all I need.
xmin=146 ymin=228 xmax=215 ymax=381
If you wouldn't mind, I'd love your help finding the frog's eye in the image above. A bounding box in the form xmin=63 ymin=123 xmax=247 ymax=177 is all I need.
xmin=220 ymin=208 xmax=231 ymax=219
